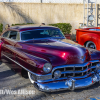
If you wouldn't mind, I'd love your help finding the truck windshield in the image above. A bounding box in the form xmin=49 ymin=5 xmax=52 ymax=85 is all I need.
xmin=21 ymin=29 xmax=65 ymax=40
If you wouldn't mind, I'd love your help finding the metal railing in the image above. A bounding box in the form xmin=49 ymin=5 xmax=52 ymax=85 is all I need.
xmin=0 ymin=0 xmax=89 ymax=3
xmin=0 ymin=0 xmax=100 ymax=4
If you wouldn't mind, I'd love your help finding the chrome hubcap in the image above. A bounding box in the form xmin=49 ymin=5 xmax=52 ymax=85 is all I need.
xmin=86 ymin=41 xmax=96 ymax=49
xmin=89 ymin=44 xmax=95 ymax=49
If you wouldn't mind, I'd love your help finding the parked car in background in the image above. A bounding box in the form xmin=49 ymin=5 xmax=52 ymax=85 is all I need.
xmin=76 ymin=27 xmax=100 ymax=50
xmin=0 ymin=25 xmax=100 ymax=92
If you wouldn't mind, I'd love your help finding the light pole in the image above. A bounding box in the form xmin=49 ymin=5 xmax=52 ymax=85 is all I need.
xmin=83 ymin=0 xmax=97 ymax=27
xmin=41 ymin=0 xmax=42 ymax=3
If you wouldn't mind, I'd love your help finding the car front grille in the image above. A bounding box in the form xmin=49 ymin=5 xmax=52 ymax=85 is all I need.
xmin=52 ymin=61 xmax=99 ymax=78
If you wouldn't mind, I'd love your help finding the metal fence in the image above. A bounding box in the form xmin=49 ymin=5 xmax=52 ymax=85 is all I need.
xmin=0 ymin=0 xmax=84 ymax=3
xmin=0 ymin=0 xmax=100 ymax=4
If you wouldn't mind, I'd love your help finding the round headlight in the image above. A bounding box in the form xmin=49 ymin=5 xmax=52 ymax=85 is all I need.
xmin=43 ymin=63 xmax=52 ymax=73
xmin=96 ymin=63 xmax=100 ymax=70
xmin=54 ymin=70 xmax=61 ymax=79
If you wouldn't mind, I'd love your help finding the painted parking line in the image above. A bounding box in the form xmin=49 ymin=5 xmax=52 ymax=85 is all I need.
xmin=96 ymin=97 xmax=100 ymax=99
xmin=89 ymin=97 xmax=100 ymax=100
xmin=89 ymin=98 xmax=97 ymax=100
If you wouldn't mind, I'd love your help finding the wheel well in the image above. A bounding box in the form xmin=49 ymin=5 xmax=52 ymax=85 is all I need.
xmin=84 ymin=41 xmax=97 ymax=49
xmin=84 ymin=41 xmax=89 ymax=47
xmin=21 ymin=68 xmax=28 ymax=79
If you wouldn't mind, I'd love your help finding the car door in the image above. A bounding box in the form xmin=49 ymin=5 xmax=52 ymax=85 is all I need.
xmin=1 ymin=30 xmax=10 ymax=58
xmin=1 ymin=30 xmax=18 ymax=70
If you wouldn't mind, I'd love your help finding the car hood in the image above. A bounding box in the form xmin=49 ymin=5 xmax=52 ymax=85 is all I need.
xmin=19 ymin=39 xmax=91 ymax=66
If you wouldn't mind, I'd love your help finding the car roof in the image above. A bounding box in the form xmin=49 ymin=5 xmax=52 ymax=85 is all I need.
xmin=9 ymin=24 xmax=59 ymax=32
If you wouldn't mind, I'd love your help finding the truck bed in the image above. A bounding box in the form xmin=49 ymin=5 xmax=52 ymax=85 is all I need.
xmin=76 ymin=27 xmax=100 ymax=43
xmin=76 ymin=27 xmax=100 ymax=50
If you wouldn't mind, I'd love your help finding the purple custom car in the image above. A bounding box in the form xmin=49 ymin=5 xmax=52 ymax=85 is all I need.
xmin=0 ymin=25 xmax=100 ymax=92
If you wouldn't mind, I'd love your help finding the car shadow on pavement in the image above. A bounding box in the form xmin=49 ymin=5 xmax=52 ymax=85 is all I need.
xmin=0 ymin=69 xmax=16 ymax=80
xmin=0 ymin=61 xmax=16 ymax=80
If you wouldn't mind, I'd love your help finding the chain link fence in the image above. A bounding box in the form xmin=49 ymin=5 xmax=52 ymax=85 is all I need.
xmin=0 ymin=0 xmax=86 ymax=3
xmin=0 ymin=0 xmax=100 ymax=4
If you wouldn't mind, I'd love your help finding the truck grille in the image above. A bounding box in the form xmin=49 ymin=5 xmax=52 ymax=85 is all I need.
xmin=52 ymin=61 xmax=99 ymax=78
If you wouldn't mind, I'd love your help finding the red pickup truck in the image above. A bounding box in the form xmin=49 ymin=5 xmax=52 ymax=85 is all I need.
xmin=76 ymin=27 xmax=100 ymax=50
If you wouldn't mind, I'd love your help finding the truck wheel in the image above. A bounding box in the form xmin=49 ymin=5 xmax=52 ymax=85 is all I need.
xmin=85 ymin=41 xmax=96 ymax=49
xmin=28 ymin=72 xmax=35 ymax=84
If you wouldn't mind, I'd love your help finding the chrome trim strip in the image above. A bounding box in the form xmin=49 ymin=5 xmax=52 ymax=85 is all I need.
xmin=2 ymin=53 xmax=52 ymax=80
xmin=24 ymin=52 xmax=48 ymax=62
xmin=2 ymin=53 xmax=36 ymax=75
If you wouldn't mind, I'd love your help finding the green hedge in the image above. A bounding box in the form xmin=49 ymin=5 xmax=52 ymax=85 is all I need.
xmin=12 ymin=23 xmax=34 ymax=26
xmin=49 ymin=23 xmax=72 ymax=35
xmin=11 ymin=23 xmax=72 ymax=35
xmin=0 ymin=23 xmax=3 ymax=33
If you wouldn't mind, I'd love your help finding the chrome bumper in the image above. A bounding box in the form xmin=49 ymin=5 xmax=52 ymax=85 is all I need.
xmin=34 ymin=73 xmax=100 ymax=92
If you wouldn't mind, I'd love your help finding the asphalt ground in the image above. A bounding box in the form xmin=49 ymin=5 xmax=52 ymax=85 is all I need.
xmin=0 ymin=62 xmax=100 ymax=100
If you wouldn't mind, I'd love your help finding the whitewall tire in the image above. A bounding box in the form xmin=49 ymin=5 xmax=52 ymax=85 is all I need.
xmin=85 ymin=41 xmax=96 ymax=49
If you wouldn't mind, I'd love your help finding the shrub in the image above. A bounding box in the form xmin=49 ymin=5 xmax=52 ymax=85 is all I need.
xmin=0 ymin=23 xmax=3 ymax=33
xmin=49 ymin=23 xmax=72 ymax=35
xmin=12 ymin=23 xmax=34 ymax=26
xmin=11 ymin=23 xmax=72 ymax=35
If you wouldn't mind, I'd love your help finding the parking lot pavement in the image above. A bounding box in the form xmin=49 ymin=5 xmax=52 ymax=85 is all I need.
xmin=0 ymin=62 xmax=100 ymax=100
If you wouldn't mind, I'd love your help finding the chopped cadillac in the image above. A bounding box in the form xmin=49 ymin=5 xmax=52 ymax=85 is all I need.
xmin=0 ymin=25 xmax=100 ymax=92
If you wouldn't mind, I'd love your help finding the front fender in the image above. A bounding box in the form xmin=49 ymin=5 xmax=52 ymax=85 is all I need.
xmin=5 ymin=46 xmax=50 ymax=75
xmin=18 ymin=52 xmax=50 ymax=75
xmin=88 ymin=48 xmax=100 ymax=60
xmin=0 ymin=40 xmax=3 ymax=60
xmin=79 ymin=33 xmax=100 ymax=50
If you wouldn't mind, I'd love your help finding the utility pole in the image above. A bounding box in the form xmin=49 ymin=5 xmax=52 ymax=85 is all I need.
xmin=83 ymin=0 xmax=97 ymax=27
xmin=41 ymin=0 xmax=42 ymax=3
xmin=97 ymin=4 xmax=100 ymax=26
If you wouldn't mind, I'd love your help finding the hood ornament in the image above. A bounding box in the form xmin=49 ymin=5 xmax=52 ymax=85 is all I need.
xmin=78 ymin=56 xmax=86 ymax=62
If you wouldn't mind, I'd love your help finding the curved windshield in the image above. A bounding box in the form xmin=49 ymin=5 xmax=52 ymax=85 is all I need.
xmin=21 ymin=29 xmax=65 ymax=40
